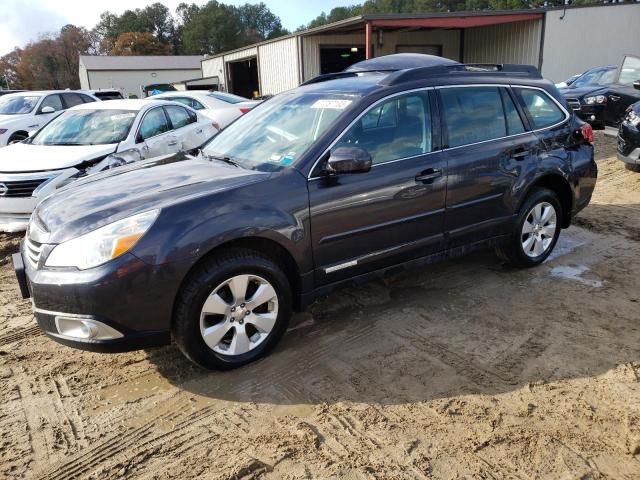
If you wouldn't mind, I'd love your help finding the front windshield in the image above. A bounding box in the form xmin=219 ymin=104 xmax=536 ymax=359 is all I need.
xmin=31 ymin=109 xmax=137 ymax=146
xmin=0 ymin=95 xmax=41 ymax=115
xmin=202 ymin=92 xmax=358 ymax=171
xmin=572 ymin=68 xmax=616 ymax=88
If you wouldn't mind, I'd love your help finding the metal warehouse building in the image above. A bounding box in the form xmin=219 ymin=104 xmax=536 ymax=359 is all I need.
xmin=79 ymin=55 xmax=204 ymax=98
xmin=201 ymin=3 xmax=640 ymax=98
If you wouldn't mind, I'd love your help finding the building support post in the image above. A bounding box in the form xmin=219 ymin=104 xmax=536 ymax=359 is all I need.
xmin=365 ymin=21 xmax=372 ymax=59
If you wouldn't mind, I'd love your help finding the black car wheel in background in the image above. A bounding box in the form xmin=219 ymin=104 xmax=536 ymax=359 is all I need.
xmin=617 ymin=102 xmax=640 ymax=172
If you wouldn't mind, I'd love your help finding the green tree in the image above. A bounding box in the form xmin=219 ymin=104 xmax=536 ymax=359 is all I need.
xmin=179 ymin=1 xmax=246 ymax=55
xmin=111 ymin=31 xmax=172 ymax=55
xmin=237 ymin=2 xmax=289 ymax=41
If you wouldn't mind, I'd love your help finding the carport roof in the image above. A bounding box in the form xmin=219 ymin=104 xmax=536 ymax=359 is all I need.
xmin=80 ymin=55 xmax=203 ymax=71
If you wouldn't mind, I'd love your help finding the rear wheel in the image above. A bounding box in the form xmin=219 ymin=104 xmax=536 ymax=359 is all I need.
xmin=496 ymin=188 xmax=562 ymax=268
xmin=173 ymin=248 xmax=291 ymax=370
xmin=625 ymin=163 xmax=640 ymax=173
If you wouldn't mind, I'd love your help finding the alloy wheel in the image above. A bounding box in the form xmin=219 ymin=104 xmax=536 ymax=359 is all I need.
xmin=199 ymin=274 xmax=279 ymax=356
xmin=521 ymin=201 xmax=557 ymax=258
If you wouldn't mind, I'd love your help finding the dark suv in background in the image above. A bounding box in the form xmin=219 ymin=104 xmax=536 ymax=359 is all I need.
xmin=13 ymin=54 xmax=597 ymax=370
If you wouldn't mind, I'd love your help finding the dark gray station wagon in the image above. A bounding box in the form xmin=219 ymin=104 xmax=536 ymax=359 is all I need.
xmin=13 ymin=55 xmax=597 ymax=369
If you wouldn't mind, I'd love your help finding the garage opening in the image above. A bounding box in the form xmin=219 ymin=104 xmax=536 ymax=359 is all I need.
xmin=228 ymin=57 xmax=259 ymax=99
xmin=320 ymin=46 xmax=366 ymax=74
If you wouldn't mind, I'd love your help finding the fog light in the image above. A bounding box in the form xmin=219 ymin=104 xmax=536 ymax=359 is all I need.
xmin=55 ymin=316 xmax=124 ymax=340
xmin=590 ymin=115 xmax=596 ymax=121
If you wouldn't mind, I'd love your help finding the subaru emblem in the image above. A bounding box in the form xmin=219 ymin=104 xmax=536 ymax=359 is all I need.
xmin=0 ymin=183 xmax=7 ymax=197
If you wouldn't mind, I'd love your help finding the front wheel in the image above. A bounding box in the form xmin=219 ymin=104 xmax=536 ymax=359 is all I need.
xmin=173 ymin=249 xmax=292 ymax=370
xmin=496 ymin=188 xmax=562 ymax=268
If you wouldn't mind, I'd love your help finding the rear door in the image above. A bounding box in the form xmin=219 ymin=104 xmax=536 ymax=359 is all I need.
xmin=136 ymin=106 xmax=174 ymax=158
xmin=606 ymin=55 xmax=640 ymax=127
xmin=308 ymin=89 xmax=448 ymax=285
xmin=163 ymin=104 xmax=209 ymax=149
xmin=439 ymin=85 xmax=540 ymax=246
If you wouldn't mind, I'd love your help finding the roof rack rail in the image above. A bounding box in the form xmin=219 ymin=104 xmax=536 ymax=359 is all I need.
xmin=300 ymin=70 xmax=392 ymax=86
xmin=383 ymin=63 xmax=541 ymax=86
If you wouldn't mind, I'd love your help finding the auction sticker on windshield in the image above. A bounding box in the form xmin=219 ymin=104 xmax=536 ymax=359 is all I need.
xmin=311 ymin=99 xmax=352 ymax=110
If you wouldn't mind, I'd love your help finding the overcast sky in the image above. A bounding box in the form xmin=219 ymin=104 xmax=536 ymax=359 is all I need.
xmin=0 ymin=0 xmax=351 ymax=55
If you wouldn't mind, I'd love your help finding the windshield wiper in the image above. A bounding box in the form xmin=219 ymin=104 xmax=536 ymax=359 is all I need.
xmin=205 ymin=153 xmax=240 ymax=168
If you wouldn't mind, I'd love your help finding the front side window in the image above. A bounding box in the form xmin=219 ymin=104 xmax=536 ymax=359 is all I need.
xmin=202 ymin=92 xmax=356 ymax=171
xmin=39 ymin=94 xmax=63 ymax=113
xmin=165 ymin=105 xmax=194 ymax=129
xmin=30 ymin=109 xmax=137 ymax=146
xmin=0 ymin=95 xmax=41 ymax=114
xmin=440 ymin=87 xmax=507 ymax=148
xmin=618 ymin=56 xmax=640 ymax=86
xmin=335 ymin=92 xmax=432 ymax=165
xmin=515 ymin=88 xmax=565 ymax=130
xmin=138 ymin=108 xmax=170 ymax=140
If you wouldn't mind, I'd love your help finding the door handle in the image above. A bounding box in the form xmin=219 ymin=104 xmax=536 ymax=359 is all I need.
xmin=609 ymin=95 xmax=621 ymax=102
xmin=196 ymin=128 xmax=203 ymax=134
xmin=511 ymin=148 xmax=530 ymax=160
xmin=415 ymin=168 xmax=442 ymax=183
xmin=168 ymin=140 xmax=178 ymax=146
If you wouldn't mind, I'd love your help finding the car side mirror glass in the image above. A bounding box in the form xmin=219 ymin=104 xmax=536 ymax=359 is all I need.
xmin=633 ymin=80 xmax=640 ymax=91
xmin=326 ymin=147 xmax=372 ymax=175
xmin=40 ymin=106 xmax=55 ymax=114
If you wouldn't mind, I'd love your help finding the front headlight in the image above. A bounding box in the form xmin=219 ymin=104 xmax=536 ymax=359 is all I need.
xmin=584 ymin=95 xmax=607 ymax=105
xmin=45 ymin=210 xmax=160 ymax=270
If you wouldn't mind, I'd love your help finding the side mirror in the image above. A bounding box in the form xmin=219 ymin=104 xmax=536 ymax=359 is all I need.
xmin=633 ymin=80 xmax=640 ymax=91
xmin=40 ymin=106 xmax=55 ymax=114
xmin=326 ymin=147 xmax=372 ymax=175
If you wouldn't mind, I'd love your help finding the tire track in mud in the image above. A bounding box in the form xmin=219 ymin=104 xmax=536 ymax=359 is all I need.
xmin=0 ymin=324 xmax=42 ymax=347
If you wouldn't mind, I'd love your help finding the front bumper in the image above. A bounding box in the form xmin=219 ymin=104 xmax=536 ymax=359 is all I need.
xmin=14 ymin=244 xmax=183 ymax=352
xmin=575 ymin=105 xmax=606 ymax=128
xmin=617 ymin=121 xmax=640 ymax=165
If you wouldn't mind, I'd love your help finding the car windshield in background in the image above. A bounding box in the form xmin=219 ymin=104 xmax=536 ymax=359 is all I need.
xmin=0 ymin=95 xmax=41 ymax=114
xmin=572 ymin=68 xmax=616 ymax=87
xmin=202 ymin=93 xmax=358 ymax=171
xmin=31 ymin=109 xmax=137 ymax=146
xmin=619 ymin=56 xmax=640 ymax=86
xmin=207 ymin=92 xmax=249 ymax=104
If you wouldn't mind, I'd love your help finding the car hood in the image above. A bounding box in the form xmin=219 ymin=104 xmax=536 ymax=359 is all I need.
xmin=559 ymin=85 xmax=608 ymax=98
xmin=0 ymin=142 xmax=118 ymax=173
xmin=33 ymin=152 xmax=268 ymax=244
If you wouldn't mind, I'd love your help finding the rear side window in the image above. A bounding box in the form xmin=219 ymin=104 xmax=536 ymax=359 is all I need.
xmin=440 ymin=87 xmax=508 ymax=148
xmin=515 ymin=88 xmax=566 ymax=130
xmin=62 ymin=93 xmax=85 ymax=108
xmin=165 ymin=105 xmax=195 ymax=129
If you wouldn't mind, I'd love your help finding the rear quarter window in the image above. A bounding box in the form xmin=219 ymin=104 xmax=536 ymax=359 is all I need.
xmin=515 ymin=88 xmax=566 ymax=130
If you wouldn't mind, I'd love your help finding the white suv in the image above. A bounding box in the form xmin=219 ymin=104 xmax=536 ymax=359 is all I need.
xmin=0 ymin=91 xmax=98 ymax=146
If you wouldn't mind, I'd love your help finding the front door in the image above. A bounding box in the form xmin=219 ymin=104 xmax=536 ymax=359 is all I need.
xmin=137 ymin=106 xmax=174 ymax=158
xmin=439 ymin=86 xmax=539 ymax=246
xmin=606 ymin=55 xmax=640 ymax=127
xmin=308 ymin=90 xmax=447 ymax=285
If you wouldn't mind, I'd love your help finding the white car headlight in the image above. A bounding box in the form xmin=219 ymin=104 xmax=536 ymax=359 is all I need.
xmin=584 ymin=95 xmax=607 ymax=105
xmin=45 ymin=210 xmax=160 ymax=270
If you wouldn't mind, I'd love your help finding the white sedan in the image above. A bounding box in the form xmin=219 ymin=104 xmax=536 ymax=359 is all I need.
xmin=0 ymin=99 xmax=218 ymax=231
xmin=149 ymin=91 xmax=260 ymax=129
xmin=0 ymin=90 xmax=99 ymax=146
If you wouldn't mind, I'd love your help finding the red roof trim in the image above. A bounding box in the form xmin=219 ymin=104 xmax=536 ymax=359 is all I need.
xmin=370 ymin=13 xmax=543 ymax=29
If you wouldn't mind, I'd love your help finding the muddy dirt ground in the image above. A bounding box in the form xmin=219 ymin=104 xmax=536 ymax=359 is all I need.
xmin=1 ymin=133 xmax=639 ymax=479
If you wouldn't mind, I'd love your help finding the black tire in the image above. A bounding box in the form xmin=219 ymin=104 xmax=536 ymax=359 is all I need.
xmin=173 ymin=248 xmax=292 ymax=370
xmin=8 ymin=132 xmax=27 ymax=144
xmin=625 ymin=163 xmax=640 ymax=173
xmin=496 ymin=188 xmax=562 ymax=268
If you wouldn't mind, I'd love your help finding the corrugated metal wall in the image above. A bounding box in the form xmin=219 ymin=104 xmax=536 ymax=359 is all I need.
xmin=258 ymin=37 xmax=300 ymax=95
xmin=542 ymin=4 xmax=640 ymax=82
xmin=201 ymin=56 xmax=226 ymax=87
xmin=464 ymin=20 xmax=542 ymax=67
xmin=224 ymin=47 xmax=258 ymax=63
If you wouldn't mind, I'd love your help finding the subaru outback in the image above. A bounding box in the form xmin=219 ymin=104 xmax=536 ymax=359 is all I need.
xmin=12 ymin=54 xmax=597 ymax=370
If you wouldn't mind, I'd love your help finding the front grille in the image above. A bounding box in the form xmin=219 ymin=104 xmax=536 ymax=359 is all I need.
xmin=24 ymin=237 xmax=43 ymax=267
xmin=0 ymin=178 xmax=48 ymax=197
xmin=566 ymin=98 xmax=581 ymax=111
